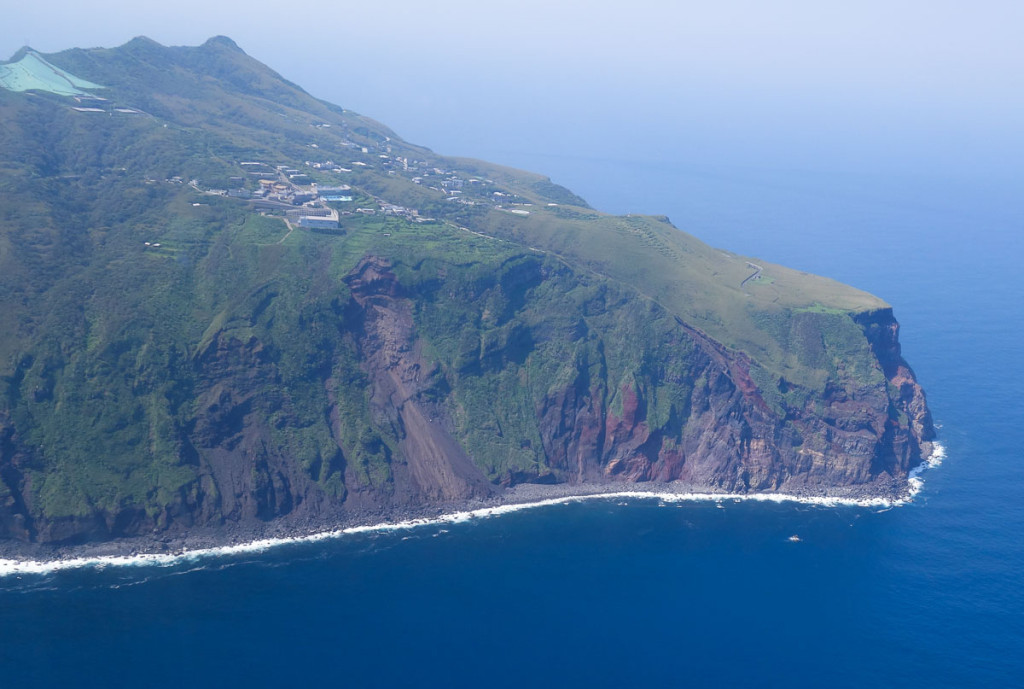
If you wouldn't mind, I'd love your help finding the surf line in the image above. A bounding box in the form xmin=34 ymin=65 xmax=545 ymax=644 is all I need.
xmin=0 ymin=442 xmax=946 ymax=578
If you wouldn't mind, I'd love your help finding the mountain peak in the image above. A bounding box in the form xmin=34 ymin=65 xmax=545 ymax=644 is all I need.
xmin=124 ymin=35 xmax=163 ymax=49
xmin=202 ymin=35 xmax=245 ymax=53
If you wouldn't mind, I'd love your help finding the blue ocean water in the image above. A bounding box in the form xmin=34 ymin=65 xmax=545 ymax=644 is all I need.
xmin=2 ymin=162 xmax=1022 ymax=687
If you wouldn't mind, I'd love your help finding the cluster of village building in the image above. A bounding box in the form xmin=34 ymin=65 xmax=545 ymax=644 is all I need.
xmin=185 ymin=128 xmax=539 ymax=233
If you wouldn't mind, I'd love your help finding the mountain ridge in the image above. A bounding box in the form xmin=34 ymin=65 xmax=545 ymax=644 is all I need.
xmin=0 ymin=37 xmax=933 ymax=547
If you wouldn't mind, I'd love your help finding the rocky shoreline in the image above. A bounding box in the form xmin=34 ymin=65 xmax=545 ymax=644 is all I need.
xmin=0 ymin=471 xmax=921 ymax=569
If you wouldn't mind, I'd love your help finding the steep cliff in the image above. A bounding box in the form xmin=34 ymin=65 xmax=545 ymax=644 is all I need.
xmin=0 ymin=38 xmax=935 ymax=545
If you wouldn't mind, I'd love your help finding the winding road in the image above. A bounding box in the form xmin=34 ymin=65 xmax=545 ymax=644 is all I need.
xmin=740 ymin=261 xmax=763 ymax=290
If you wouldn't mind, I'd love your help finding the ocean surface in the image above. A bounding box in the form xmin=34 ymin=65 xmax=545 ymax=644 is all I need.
xmin=2 ymin=160 xmax=1022 ymax=688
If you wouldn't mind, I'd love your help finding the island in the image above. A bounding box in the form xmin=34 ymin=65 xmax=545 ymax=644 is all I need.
xmin=0 ymin=36 xmax=934 ymax=557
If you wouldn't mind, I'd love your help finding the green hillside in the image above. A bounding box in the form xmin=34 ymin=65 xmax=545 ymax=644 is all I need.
xmin=0 ymin=38 xmax=928 ymax=543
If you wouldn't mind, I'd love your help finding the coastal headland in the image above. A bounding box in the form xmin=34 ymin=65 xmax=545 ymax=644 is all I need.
xmin=0 ymin=37 xmax=935 ymax=553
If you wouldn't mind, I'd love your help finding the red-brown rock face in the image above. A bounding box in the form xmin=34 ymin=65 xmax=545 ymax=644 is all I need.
xmin=534 ymin=308 xmax=934 ymax=497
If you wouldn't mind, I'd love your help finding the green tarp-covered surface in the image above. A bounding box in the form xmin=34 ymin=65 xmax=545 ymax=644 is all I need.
xmin=0 ymin=51 xmax=104 ymax=96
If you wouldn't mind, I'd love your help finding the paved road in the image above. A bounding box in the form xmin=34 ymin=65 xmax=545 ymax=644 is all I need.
xmin=740 ymin=261 xmax=763 ymax=289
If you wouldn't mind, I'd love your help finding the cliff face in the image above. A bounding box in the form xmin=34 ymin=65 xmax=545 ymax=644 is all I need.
xmin=533 ymin=306 xmax=933 ymax=494
xmin=0 ymin=253 xmax=935 ymax=545
xmin=855 ymin=308 xmax=936 ymax=453
xmin=0 ymin=37 xmax=936 ymax=546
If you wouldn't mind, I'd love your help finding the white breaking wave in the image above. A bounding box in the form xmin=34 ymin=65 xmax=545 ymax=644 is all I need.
xmin=907 ymin=440 xmax=947 ymax=498
xmin=0 ymin=441 xmax=947 ymax=579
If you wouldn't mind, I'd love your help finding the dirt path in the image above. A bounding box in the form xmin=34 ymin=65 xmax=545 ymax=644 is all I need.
xmin=277 ymin=217 xmax=295 ymax=244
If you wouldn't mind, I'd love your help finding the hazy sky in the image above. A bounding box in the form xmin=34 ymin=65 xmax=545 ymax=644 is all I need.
xmin=5 ymin=1 xmax=1023 ymax=190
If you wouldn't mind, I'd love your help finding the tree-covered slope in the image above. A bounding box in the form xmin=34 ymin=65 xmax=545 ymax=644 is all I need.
xmin=0 ymin=38 xmax=933 ymax=545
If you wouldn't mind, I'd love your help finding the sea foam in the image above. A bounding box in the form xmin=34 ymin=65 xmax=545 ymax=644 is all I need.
xmin=907 ymin=440 xmax=947 ymax=497
xmin=0 ymin=441 xmax=946 ymax=578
